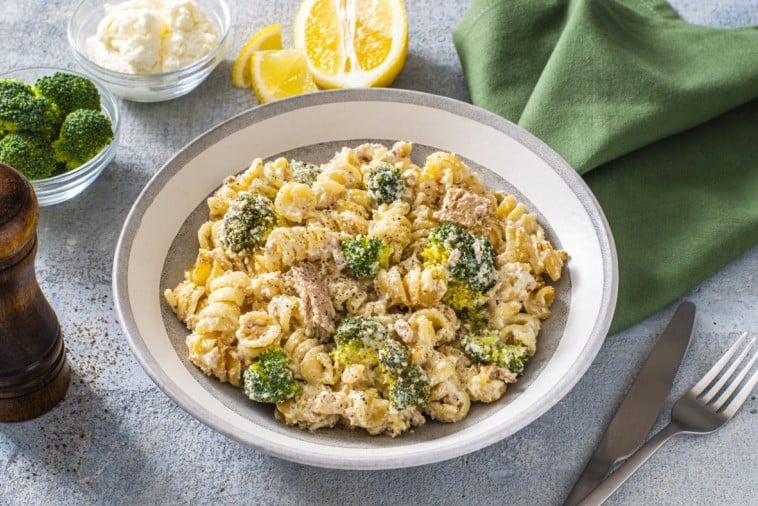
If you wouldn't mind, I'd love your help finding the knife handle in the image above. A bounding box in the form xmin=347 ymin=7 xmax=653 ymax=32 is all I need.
xmin=577 ymin=423 xmax=682 ymax=505
xmin=563 ymin=455 xmax=616 ymax=506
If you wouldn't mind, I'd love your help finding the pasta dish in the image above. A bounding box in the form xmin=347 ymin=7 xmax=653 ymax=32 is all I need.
xmin=164 ymin=141 xmax=567 ymax=436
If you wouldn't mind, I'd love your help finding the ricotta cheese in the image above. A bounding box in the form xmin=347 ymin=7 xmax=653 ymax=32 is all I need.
xmin=86 ymin=0 xmax=219 ymax=74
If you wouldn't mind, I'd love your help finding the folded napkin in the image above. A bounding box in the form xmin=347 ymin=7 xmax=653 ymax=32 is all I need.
xmin=454 ymin=0 xmax=758 ymax=333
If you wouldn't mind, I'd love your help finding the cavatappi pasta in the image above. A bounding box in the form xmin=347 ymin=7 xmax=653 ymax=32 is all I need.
xmin=164 ymin=142 xmax=567 ymax=437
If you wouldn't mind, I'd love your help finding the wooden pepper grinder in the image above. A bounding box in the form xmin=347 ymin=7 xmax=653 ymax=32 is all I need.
xmin=0 ymin=163 xmax=69 ymax=421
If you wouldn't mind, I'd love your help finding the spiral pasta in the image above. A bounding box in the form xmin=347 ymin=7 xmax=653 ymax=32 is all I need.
xmin=165 ymin=141 xmax=567 ymax=437
xmin=275 ymin=181 xmax=316 ymax=223
xmin=424 ymin=349 xmax=470 ymax=423
xmin=236 ymin=310 xmax=282 ymax=361
xmin=262 ymin=225 xmax=338 ymax=269
xmin=248 ymin=157 xmax=292 ymax=200
xmin=177 ymin=271 xmax=251 ymax=386
xmin=282 ymin=328 xmax=337 ymax=385
xmin=369 ymin=201 xmax=412 ymax=263
xmin=375 ymin=263 xmax=448 ymax=309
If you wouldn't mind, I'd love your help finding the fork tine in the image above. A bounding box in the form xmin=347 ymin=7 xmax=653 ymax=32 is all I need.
xmin=691 ymin=332 xmax=748 ymax=396
xmin=701 ymin=336 xmax=756 ymax=403
xmin=721 ymin=368 xmax=758 ymax=418
xmin=713 ymin=345 xmax=758 ymax=411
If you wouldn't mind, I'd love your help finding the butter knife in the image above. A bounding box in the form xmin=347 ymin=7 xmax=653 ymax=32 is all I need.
xmin=562 ymin=301 xmax=696 ymax=506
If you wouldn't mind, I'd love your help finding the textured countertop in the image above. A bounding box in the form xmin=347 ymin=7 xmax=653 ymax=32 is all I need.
xmin=1 ymin=1 xmax=756 ymax=504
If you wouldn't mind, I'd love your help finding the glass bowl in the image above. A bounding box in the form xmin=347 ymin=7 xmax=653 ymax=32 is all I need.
xmin=67 ymin=0 xmax=230 ymax=102
xmin=0 ymin=66 xmax=120 ymax=207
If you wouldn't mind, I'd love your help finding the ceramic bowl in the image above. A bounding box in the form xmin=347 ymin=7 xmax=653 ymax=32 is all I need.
xmin=113 ymin=88 xmax=618 ymax=469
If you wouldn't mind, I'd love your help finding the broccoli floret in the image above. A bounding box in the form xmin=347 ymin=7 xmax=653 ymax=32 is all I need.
xmin=0 ymin=78 xmax=35 ymax=100
xmin=0 ymin=131 xmax=57 ymax=180
xmin=442 ymin=280 xmax=487 ymax=312
xmin=35 ymin=72 xmax=101 ymax=117
xmin=366 ymin=163 xmax=404 ymax=204
xmin=461 ymin=332 xmax=530 ymax=375
xmin=422 ymin=222 xmax=495 ymax=311
xmin=0 ymin=79 xmax=61 ymax=137
xmin=290 ymin=159 xmax=322 ymax=185
xmin=426 ymin=223 xmax=495 ymax=291
xmin=333 ymin=316 xmax=389 ymax=367
xmin=342 ymin=235 xmax=392 ymax=278
xmin=242 ymin=348 xmax=300 ymax=403
xmin=379 ymin=338 xmax=430 ymax=411
xmin=379 ymin=338 xmax=411 ymax=373
xmin=52 ymin=109 xmax=113 ymax=170
xmin=0 ymin=75 xmax=109 ymax=178
xmin=457 ymin=304 xmax=488 ymax=333
xmin=333 ymin=317 xmax=429 ymax=411
xmin=387 ymin=364 xmax=431 ymax=411
xmin=220 ymin=192 xmax=277 ymax=254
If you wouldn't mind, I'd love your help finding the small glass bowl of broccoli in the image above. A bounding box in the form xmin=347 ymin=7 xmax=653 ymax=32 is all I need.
xmin=0 ymin=67 xmax=120 ymax=206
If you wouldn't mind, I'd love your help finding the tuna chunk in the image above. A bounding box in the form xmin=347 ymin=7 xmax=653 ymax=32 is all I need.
xmin=288 ymin=262 xmax=336 ymax=334
xmin=434 ymin=187 xmax=493 ymax=229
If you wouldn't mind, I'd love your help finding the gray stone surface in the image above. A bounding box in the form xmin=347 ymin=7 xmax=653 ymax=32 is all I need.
xmin=1 ymin=0 xmax=756 ymax=504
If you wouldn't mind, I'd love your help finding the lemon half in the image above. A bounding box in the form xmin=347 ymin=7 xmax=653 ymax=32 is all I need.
xmin=293 ymin=0 xmax=408 ymax=89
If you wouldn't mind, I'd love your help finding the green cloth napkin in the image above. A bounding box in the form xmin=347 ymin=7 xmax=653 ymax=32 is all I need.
xmin=453 ymin=0 xmax=758 ymax=334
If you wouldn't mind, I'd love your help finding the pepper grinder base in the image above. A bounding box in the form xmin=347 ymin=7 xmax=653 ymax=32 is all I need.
xmin=0 ymin=361 xmax=70 ymax=423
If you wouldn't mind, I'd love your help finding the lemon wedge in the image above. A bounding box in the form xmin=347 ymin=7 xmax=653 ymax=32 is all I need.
xmin=293 ymin=0 xmax=408 ymax=89
xmin=232 ymin=23 xmax=283 ymax=88
xmin=251 ymin=49 xmax=319 ymax=104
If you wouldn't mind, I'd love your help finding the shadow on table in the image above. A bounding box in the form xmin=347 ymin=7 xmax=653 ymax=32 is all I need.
xmin=391 ymin=52 xmax=472 ymax=103
xmin=1 ymin=365 xmax=185 ymax=503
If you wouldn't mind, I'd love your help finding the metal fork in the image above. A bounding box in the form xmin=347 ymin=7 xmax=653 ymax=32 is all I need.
xmin=578 ymin=332 xmax=757 ymax=505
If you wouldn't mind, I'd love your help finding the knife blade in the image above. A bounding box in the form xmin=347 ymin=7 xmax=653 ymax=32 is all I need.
xmin=562 ymin=301 xmax=696 ymax=506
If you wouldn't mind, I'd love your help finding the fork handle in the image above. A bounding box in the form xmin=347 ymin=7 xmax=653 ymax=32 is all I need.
xmin=576 ymin=423 xmax=683 ymax=505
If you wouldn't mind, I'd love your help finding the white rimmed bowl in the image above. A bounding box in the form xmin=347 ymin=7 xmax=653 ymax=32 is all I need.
xmin=113 ymin=88 xmax=617 ymax=469
xmin=67 ymin=0 xmax=230 ymax=102
xmin=0 ymin=66 xmax=120 ymax=207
